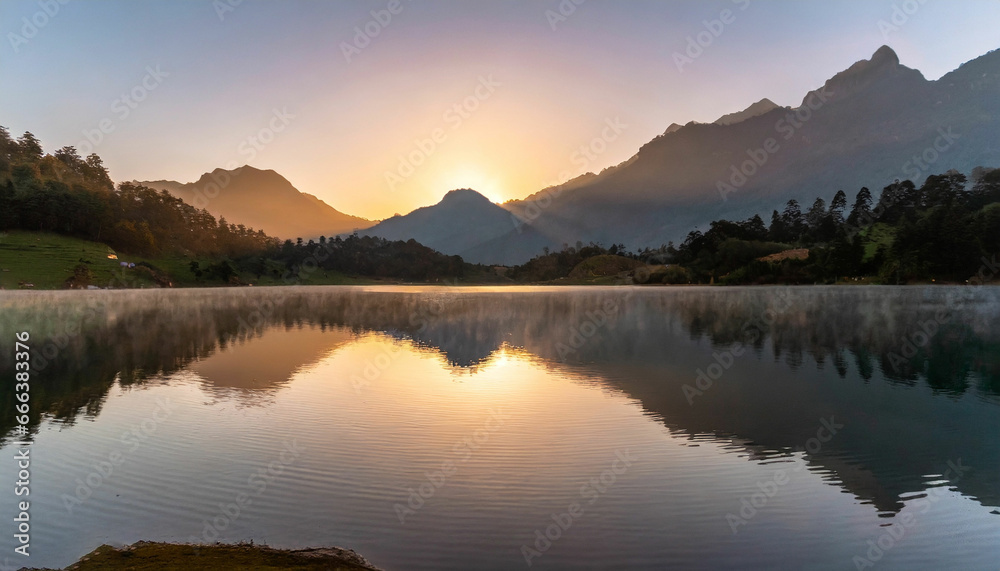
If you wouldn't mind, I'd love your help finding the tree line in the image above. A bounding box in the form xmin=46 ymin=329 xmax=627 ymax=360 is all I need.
xmin=0 ymin=127 xmax=275 ymax=258
xmin=664 ymin=168 xmax=1000 ymax=284
xmin=0 ymin=127 xmax=478 ymax=285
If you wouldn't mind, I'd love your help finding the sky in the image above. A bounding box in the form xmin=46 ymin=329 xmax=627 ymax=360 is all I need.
xmin=2 ymin=0 xmax=999 ymax=220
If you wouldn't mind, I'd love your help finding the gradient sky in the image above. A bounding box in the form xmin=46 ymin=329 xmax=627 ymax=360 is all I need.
xmin=2 ymin=0 xmax=998 ymax=220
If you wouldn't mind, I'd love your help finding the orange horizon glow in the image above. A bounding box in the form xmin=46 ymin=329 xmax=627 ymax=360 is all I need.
xmin=3 ymin=1 xmax=998 ymax=220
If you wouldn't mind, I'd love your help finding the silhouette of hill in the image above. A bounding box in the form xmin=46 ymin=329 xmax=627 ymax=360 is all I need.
xmin=141 ymin=166 xmax=372 ymax=241
xmin=714 ymin=98 xmax=782 ymax=126
xmin=358 ymin=189 xmax=550 ymax=264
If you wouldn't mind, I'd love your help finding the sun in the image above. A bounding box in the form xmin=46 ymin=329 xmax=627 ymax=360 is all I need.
xmin=432 ymin=166 xmax=505 ymax=203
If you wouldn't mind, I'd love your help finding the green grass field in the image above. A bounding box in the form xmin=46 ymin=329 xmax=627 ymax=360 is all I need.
xmin=0 ymin=231 xmax=617 ymax=290
xmin=0 ymin=231 xmax=133 ymax=289
xmin=861 ymin=223 xmax=896 ymax=262
xmin=0 ymin=231 xmax=394 ymax=289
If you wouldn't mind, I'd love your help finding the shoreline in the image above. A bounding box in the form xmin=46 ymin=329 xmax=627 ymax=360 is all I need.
xmin=24 ymin=541 xmax=383 ymax=571
xmin=2 ymin=281 xmax=998 ymax=293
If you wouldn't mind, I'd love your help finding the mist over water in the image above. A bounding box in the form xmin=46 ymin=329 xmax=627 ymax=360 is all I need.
xmin=1 ymin=286 xmax=999 ymax=570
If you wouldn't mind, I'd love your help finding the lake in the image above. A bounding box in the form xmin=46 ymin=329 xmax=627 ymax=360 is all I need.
xmin=1 ymin=286 xmax=999 ymax=570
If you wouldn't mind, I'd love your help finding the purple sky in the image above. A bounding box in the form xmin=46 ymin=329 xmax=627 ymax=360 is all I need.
xmin=2 ymin=0 xmax=998 ymax=219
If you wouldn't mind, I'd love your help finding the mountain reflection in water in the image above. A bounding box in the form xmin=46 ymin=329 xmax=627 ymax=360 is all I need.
xmin=1 ymin=286 xmax=998 ymax=569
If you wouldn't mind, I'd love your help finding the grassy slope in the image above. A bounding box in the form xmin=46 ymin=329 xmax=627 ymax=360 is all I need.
xmin=862 ymin=223 xmax=896 ymax=262
xmin=0 ymin=231 xmax=136 ymax=289
xmin=0 ymin=231 xmax=371 ymax=289
xmin=0 ymin=231 xmax=495 ymax=289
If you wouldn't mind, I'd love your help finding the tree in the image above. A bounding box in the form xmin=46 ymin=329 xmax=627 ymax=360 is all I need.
xmin=16 ymin=131 xmax=43 ymax=163
xmin=830 ymin=190 xmax=848 ymax=223
xmin=768 ymin=210 xmax=789 ymax=243
xmin=83 ymin=154 xmax=114 ymax=190
xmin=970 ymin=168 xmax=1000 ymax=209
xmin=847 ymin=187 xmax=873 ymax=228
xmin=781 ymin=200 xmax=804 ymax=241
xmin=0 ymin=126 xmax=14 ymax=173
xmin=742 ymin=214 xmax=768 ymax=241
xmin=54 ymin=146 xmax=84 ymax=177
xmin=920 ymin=171 xmax=967 ymax=209
xmin=806 ymin=198 xmax=827 ymax=232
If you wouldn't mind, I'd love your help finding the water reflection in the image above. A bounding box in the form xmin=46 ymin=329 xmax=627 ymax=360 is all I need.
xmin=1 ymin=286 xmax=999 ymax=522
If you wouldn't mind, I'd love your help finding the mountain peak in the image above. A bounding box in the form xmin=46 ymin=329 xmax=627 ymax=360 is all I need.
xmin=871 ymin=45 xmax=899 ymax=66
xmin=714 ymin=98 xmax=782 ymax=126
xmin=798 ymin=44 xmax=923 ymax=107
xmin=838 ymin=45 xmax=908 ymax=80
xmin=141 ymin=166 xmax=370 ymax=239
xmin=441 ymin=188 xmax=493 ymax=205
xmin=195 ymin=165 xmax=283 ymax=187
xmin=663 ymin=123 xmax=684 ymax=135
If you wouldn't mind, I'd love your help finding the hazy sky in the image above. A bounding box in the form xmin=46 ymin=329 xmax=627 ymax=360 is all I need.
xmin=2 ymin=0 xmax=998 ymax=220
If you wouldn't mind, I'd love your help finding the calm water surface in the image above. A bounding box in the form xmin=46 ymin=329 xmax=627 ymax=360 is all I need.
xmin=1 ymin=286 xmax=999 ymax=570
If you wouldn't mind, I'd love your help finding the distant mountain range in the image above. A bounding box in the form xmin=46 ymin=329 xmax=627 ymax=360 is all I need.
xmin=141 ymin=45 xmax=1000 ymax=265
xmin=140 ymin=167 xmax=371 ymax=240
xmin=493 ymin=45 xmax=1000 ymax=263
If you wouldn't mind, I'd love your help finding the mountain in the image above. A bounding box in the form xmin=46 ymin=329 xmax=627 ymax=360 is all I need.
xmin=663 ymin=123 xmax=684 ymax=135
xmin=714 ymin=98 xmax=782 ymax=126
xmin=487 ymin=45 xmax=1000 ymax=264
xmin=358 ymin=189 xmax=550 ymax=265
xmin=140 ymin=166 xmax=372 ymax=240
